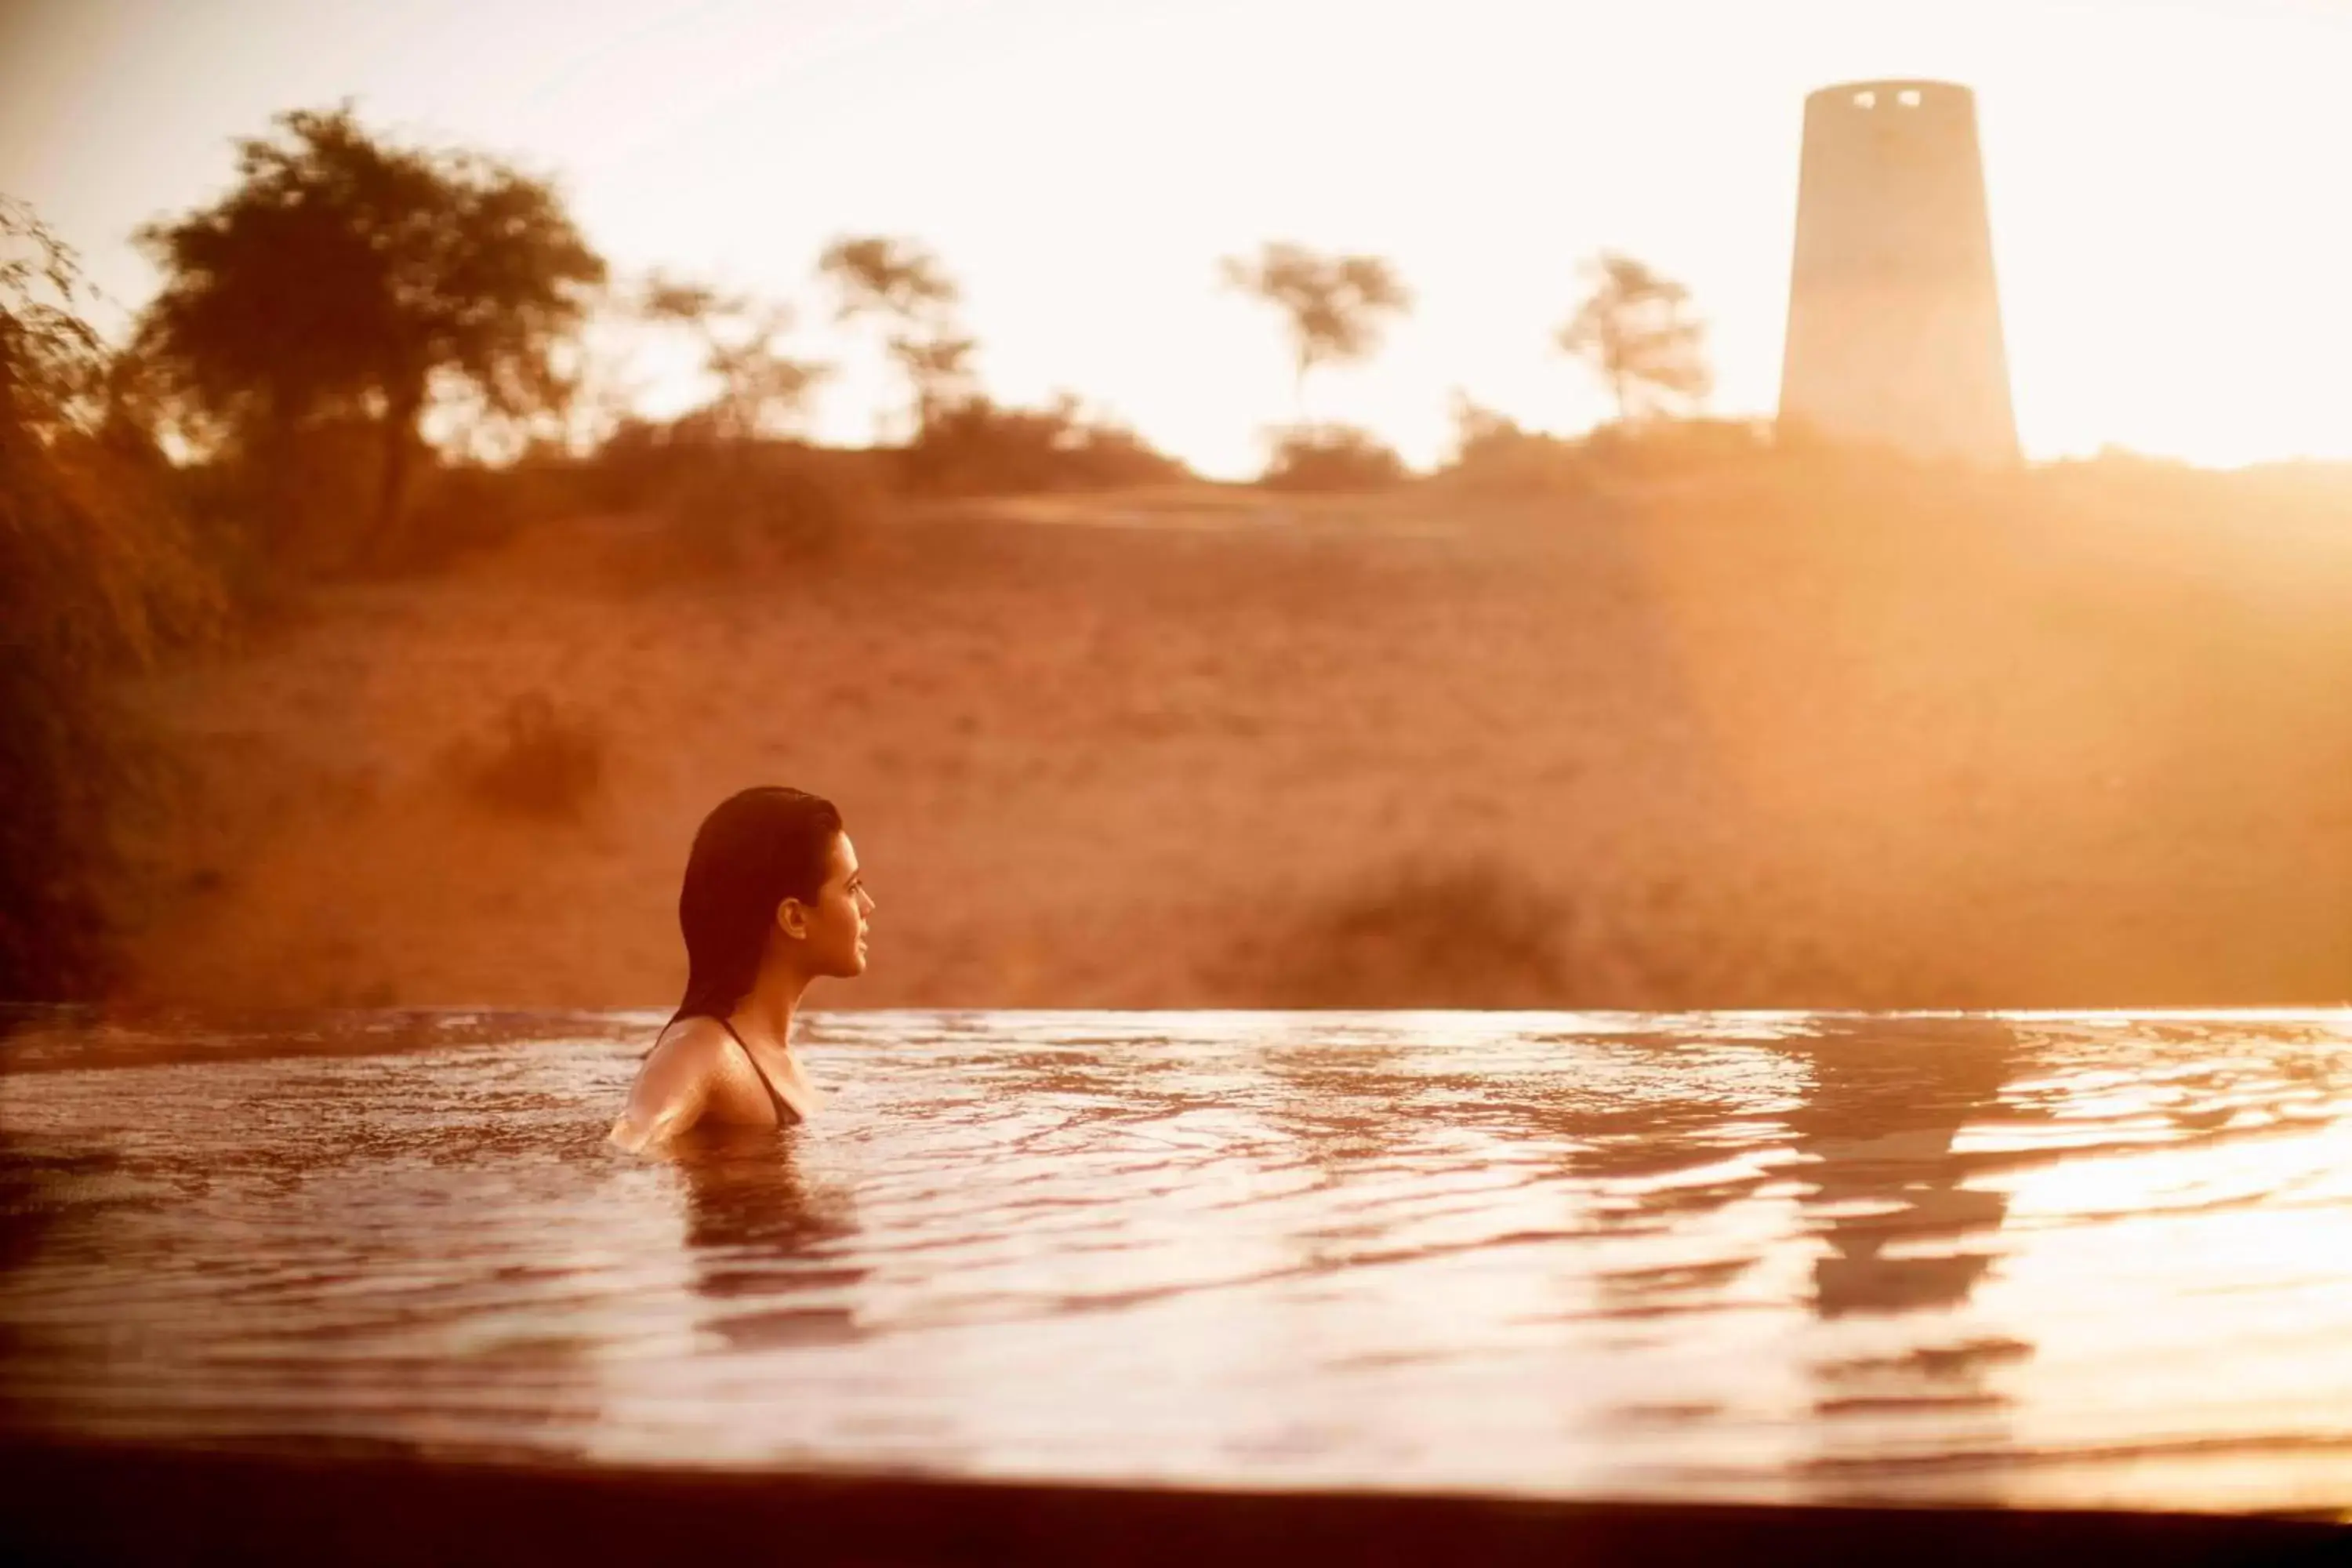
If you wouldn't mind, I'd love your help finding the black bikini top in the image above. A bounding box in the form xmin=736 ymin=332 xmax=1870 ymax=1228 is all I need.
xmin=717 ymin=1017 xmax=794 ymax=1123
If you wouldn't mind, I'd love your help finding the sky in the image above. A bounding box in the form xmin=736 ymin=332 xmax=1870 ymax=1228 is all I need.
xmin=4 ymin=0 xmax=2350 ymax=477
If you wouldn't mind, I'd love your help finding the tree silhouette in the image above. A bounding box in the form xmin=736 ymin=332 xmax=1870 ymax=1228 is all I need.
xmin=640 ymin=274 xmax=827 ymax=441
xmin=134 ymin=105 xmax=604 ymax=560
xmin=1555 ymin=252 xmax=1711 ymax=423
xmin=815 ymin=234 xmax=964 ymax=441
xmin=887 ymin=331 xmax=978 ymax=434
xmin=816 ymin=235 xmax=959 ymax=325
xmin=1219 ymin=242 xmax=1411 ymax=419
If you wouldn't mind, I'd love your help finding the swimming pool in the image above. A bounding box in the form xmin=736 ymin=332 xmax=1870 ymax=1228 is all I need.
xmin=2 ymin=1007 xmax=2349 ymax=1533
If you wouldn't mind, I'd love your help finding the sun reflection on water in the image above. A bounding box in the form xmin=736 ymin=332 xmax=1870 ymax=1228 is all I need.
xmin=1 ymin=1007 xmax=2348 ymax=1512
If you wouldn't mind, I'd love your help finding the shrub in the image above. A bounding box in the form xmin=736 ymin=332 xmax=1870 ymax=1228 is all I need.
xmin=446 ymin=692 xmax=606 ymax=822
xmin=1438 ymin=400 xmax=1592 ymax=497
xmin=1248 ymin=858 xmax=1573 ymax=1007
xmin=392 ymin=459 xmax=535 ymax=572
xmin=191 ymin=413 xmax=384 ymax=582
xmin=573 ymin=420 xmax=880 ymax=574
xmin=661 ymin=439 xmax=880 ymax=572
xmin=1259 ymin=423 xmax=1406 ymax=492
xmin=579 ymin=416 xmax=678 ymax=513
xmin=1583 ymin=416 xmax=1775 ymax=474
xmin=2 ymin=200 xmax=220 ymax=996
xmin=900 ymin=394 xmax=1191 ymax=495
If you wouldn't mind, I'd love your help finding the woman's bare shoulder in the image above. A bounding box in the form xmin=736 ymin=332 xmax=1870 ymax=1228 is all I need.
xmin=646 ymin=1015 xmax=730 ymax=1068
xmin=610 ymin=1017 xmax=731 ymax=1152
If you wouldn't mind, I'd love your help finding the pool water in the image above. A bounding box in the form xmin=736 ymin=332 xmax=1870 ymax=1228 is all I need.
xmin=2 ymin=1007 xmax=2349 ymax=1515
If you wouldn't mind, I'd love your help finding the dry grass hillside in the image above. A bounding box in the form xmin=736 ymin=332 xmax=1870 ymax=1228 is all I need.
xmin=117 ymin=459 xmax=2352 ymax=1011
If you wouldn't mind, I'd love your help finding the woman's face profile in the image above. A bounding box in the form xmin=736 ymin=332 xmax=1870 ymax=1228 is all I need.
xmin=784 ymin=831 xmax=873 ymax=978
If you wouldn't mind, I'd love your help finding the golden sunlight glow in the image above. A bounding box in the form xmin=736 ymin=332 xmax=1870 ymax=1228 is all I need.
xmin=4 ymin=0 xmax=2350 ymax=475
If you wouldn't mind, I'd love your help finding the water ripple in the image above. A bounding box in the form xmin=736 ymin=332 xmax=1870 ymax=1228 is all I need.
xmin=2 ymin=1007 xmax=2350 ymax=1512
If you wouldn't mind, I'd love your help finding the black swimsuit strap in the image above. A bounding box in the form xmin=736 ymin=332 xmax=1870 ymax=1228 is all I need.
xmin=717 ymin=1017 xmax=794 ymax=1121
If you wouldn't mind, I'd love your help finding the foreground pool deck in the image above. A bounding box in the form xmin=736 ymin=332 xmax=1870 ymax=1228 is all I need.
xmin=2 ymin=1437 xmax=2343 ymax=1566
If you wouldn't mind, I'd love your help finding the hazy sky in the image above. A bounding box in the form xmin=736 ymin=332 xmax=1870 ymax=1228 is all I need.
xmin=5 ymin=0 xmax=2349 ymax=476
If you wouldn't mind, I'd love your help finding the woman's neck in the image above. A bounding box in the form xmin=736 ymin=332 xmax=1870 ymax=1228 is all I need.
xmin=730 ymin=964 xmax=812 ymax=1055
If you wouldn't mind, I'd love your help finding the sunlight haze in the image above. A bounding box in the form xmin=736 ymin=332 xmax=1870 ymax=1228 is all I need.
xmin=4 ymin=0 xmax=2347 ymax=476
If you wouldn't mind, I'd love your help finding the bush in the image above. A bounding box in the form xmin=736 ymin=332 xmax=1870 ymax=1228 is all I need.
xmin=1437 ymin=401 xmax=1592 ymax=497
xmin=197 ymin=413 xmax=385 ymax=582
xmin=662 ymin=440 xmax=880 ymax=572
xmin=392 ymin=460 xmax=535 ymax=572
xmin=445 ymin=692 xmax=606 ymax=821
xmin=579 ymin=416 xmax=677 ymax=513
xmin=2 ymin=200 xmax=220 ymax=996
xmin=572 ymin=420 xmax=881 ymax=573
xmin=900 ymin=394 xmax=1191 ymax=495
xmin=1259 ymin=423 xmax=1406 ymax=492
xmin=1583 ymin=416 xmax=1775 ymax=474
xmin=1247 ymin=858 xmax=1573 ymax=1007
xmin=155 ymin=412 xmax=562 ymax=593
xmin=1436 ymin=403 xmax=1778 ymax=497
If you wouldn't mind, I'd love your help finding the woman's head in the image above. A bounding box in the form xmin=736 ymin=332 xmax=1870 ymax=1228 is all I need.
xmin=670 ymin=786 xmax=873 ymax=1023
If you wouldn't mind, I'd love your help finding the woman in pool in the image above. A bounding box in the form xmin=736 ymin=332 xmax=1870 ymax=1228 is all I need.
xmin=610 ymin=786 xmax=874 ymax=1152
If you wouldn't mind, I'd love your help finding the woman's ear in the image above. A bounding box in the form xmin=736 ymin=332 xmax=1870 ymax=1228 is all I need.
xmin=774 ymin=898 xmax=810 ymax=941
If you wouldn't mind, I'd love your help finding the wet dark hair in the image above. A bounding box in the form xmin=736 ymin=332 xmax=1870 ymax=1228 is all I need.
xmin=667 ymin=786 xmax=844 ymax=1028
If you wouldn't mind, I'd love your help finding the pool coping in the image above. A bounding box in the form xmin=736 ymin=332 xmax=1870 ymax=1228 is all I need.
xmin=1 ymin=1436 xmax=2341 ymax=1566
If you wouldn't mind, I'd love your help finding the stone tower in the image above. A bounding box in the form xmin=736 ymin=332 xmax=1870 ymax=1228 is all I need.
xmin=1778 ymin=79 xmax=2019 ymax=463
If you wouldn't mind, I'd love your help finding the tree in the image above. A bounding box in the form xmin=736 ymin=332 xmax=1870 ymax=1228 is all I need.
xmin=626 ymin=275 xmax=856 ymax=568
xmin=1219 ymin=242 xmax=1411 ymax=419
xmin=887 ymin=331 xmax=978 ymax=434
xmin=816 ymin=234 xmax=960 ymax=325
xmin=815 ymin=234 xmax=964 ymax=441
xmin=1555 ymin=252 xmax=1711 ymax=423
xmin=639 ymin=274 xmax=827 ymax=441
xmin=3 ymin=199 xmax=216 ymax=995
xmin=1 ymin=199 xmax=103 ymax=436
xmin=134 ymin=105 xmax=604 ymax=562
